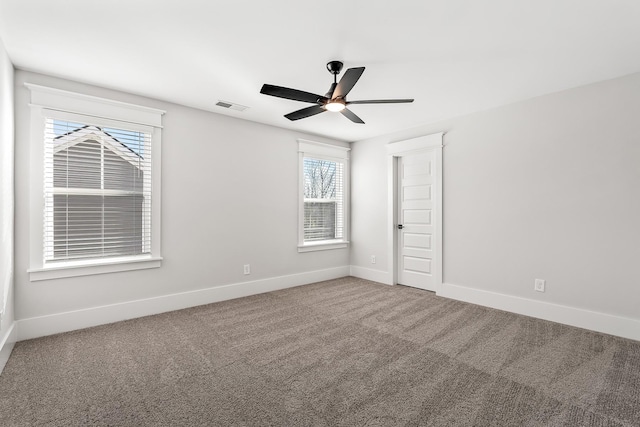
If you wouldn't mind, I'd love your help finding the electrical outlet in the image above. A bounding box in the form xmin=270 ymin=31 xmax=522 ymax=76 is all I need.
xmin=534 ymin=279 xmax=545 ymax=292
xmin=371 ymin=255 xmax=376 ymax=264
xmin=243 ymin=264 xmax=251 ymax=275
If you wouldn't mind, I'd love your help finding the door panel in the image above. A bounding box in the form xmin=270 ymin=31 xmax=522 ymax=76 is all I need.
xmin=403 ymin=185 xmax=431 ymax=201
xmin=404 ymin=209 xmax=431 ymax=224
xmin=403 ymin=257 xmax=431 ymax=273
xmin=404 ymin=233 xmax=430 ymax=249
xmin=398 ymin=151 xmax=435 ymax=291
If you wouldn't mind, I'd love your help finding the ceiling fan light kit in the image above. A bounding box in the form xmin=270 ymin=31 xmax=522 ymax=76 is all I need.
xmin=325 ymin=100 xmax=346 ymax=112
xmin=260 ymin=61 xmax=414 ymax=124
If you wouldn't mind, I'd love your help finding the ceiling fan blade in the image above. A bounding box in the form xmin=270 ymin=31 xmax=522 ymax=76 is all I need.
xmin=340 ymin=108 xmax=364 ymax=124
xmin=260 ymin=84 xmax=328 ymax=104
xmin=347 ymin=99 xmax=414 ymax=104
xmin=333 ymin=67 xmax=365 ymax=99
xmin=284 ymin=104 xmax=327 ymax=121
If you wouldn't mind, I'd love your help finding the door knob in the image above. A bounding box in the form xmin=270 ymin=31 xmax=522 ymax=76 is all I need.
xmin=397 ymin=224 xmax=404 ymax=229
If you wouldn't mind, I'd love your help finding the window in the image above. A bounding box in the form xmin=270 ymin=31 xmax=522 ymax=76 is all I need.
xmin=27 ymin=84 xmax=164 ymax=281
xmin=298 ymin=140 xmax=349 ymax=252
xmin=45 ymin=120 xmax=150 ymax=262
xmin=303 ymin=158 xmax=343 ymax=241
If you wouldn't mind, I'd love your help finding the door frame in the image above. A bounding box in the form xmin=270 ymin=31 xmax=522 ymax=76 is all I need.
xmin=386 ymin=133 xmax=443 ymax=290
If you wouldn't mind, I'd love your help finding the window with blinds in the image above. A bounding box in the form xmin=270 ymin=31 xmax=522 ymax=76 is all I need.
xmin=303 ymin=157 xmax=344 ymax=242
xmin=297 ymin=140 xmax=349 ymax=251
xmin=43 ymin=118 xmax=152 ymax=263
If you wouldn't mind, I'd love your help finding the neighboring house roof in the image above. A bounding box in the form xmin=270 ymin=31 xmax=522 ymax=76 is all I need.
xmin=53 ymin=125 xmax=143 ymax=169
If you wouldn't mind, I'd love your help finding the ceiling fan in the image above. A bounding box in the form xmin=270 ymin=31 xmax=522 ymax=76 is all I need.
xmin=260 ymin=61 xmax=414 ymax=124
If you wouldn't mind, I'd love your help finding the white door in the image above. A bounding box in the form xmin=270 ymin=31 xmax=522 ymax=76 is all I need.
xmin=397 ymin=151 xmax=435 ymax=291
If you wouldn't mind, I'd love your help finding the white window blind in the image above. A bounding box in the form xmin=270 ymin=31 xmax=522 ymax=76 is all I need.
xmin=43 ymin=118 xmax=152 ymax=263
xmin=303 ymin=157 xmax=345 ymax=242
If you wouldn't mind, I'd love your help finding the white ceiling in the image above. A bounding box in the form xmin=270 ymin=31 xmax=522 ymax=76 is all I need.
xmin=1 ymin=0 xmax=640 ymax=142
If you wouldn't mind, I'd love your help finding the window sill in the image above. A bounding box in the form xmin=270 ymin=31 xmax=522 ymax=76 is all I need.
xmin=28 ymin=256 xmax=163 ymax=282
xmin=298 ymin=241 xmax=349 ymax=253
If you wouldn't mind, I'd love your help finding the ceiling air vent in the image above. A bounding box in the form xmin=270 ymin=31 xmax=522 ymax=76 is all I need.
xmin=215 ymin=100 xmax=249 ymax=112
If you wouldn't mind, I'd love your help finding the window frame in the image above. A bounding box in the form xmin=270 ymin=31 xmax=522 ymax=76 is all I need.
xmin=297 ymin=139 xmax=350 ymax=253
xmin=26 ymin=84 xmax=164 ymax=281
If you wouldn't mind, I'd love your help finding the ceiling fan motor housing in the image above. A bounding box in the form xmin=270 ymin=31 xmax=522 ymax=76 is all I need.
xmin=325 ymin=82 xmax=338 ymax=98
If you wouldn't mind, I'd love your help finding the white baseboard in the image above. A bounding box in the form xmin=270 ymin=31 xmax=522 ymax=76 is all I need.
xmin=17 ymin=266 xmax=350 ymax=342
xmin=438 ymin=282 xmax=640 ymax=342
xmin=0 ymin=322 xmax=17 ymax=375
xmin=349 ymin=265 xmax=391 ymax=285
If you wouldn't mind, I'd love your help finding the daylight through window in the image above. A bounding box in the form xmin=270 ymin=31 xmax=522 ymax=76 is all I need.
xmin=298 ymin=140 xmax=349 ymax=251
xmin=303 ymin=158 xmax=344 ymax=242
xmin=44 ymin=119 xmax=152 ymax=262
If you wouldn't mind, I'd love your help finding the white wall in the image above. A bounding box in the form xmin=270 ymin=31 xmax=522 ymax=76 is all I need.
xmin=9 ymin=68 xmax=640 ymax=342
xmin=0 ymin=35 xmax=16 ymax=370
xmin=351 ymin=72 xmax=640 ymax=337
xmin=13 ymin=70 xmax=349 ymax=337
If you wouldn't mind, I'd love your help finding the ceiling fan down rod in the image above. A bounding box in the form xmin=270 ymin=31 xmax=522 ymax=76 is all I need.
xmin=326 ymin=61 xmax=343 ymax=98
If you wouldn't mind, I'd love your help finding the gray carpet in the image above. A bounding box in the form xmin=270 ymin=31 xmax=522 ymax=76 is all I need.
xmin=1 ymin=277 xmax=639 ymax=426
